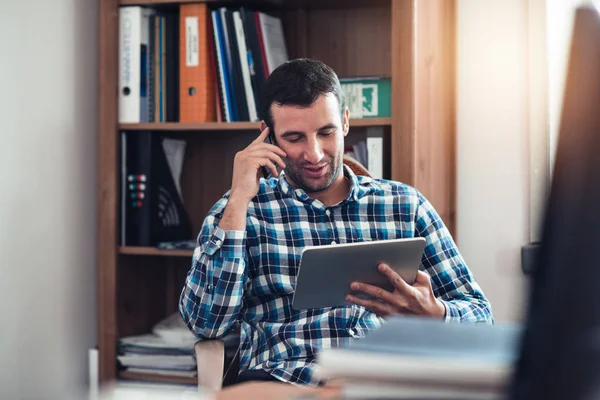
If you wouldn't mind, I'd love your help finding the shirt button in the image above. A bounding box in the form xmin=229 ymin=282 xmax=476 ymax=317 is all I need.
xmin=331 ymin=241 xmax=337 ymax=245
xmin=295 ymin=189 xmax=302 ymax=197
xmin=207 ymin=284 xmax=213 ymax=292
xmin=325 ymin=210 xmax=331 ymax=216
xmin=215 ymin=239 xmax=222 ymax=246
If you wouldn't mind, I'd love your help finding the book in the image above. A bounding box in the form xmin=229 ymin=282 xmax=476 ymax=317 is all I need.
xmin=179 ymin=3 xmax=214 ymax=123
xmin=257 ymin=12 xmax=289 ymax=74
xmin=341 ymin=76 xmax=391 ymax=118
xmin=119 ymin=7 xmax=153 ymax=123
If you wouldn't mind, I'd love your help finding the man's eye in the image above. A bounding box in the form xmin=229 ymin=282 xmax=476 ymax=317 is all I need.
xmin=288 ymin=137 xmax=301 ymax=143
xmin=320 ymin=130 xmax=334 ymax=136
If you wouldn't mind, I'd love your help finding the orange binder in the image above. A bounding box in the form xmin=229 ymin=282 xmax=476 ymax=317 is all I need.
xmin=179 ymin=3 xmax=215 ymax=122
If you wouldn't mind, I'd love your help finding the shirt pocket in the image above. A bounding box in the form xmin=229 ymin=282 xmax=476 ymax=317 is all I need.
xmin=254 ymin=243 xmax=300 ymax=297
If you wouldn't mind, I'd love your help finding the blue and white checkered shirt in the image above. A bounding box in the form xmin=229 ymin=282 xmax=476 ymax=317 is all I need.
xmin=179 ymin=165 xmax=493 ymax=386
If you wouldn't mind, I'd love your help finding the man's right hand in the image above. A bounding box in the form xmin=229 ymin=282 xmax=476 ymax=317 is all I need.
xmin=229 ymin=126 xmax=287 ymax=203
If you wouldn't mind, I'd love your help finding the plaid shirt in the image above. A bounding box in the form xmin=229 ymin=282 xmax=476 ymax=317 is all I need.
xmin=179 ymin=165 xmax=493 ymax=386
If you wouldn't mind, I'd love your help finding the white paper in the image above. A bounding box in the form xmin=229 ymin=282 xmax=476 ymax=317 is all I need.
xmin=161 ymin=138 xmax=186 ymax=200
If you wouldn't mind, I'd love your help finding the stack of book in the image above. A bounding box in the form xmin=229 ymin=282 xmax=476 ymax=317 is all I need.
xmin=344 ymin=127 xmax=384 ymax=179
xmin=118 ymin=313 xmax=199 ymax=378
xmin=118 ymin=4 xmax=288 ymax=124
xmin=118 ymin=313 xmax=240 ymax=379
xmin=316 ymin=316 xmax=523 ymax=399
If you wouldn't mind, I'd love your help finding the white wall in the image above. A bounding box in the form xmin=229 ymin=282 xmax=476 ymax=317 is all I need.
xmin=0 ymin=1 xmax=98 ymax=399
xmin=456 ymin=0 xmax=530 ymax=323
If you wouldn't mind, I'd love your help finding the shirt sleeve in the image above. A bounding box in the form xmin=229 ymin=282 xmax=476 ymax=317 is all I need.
xmin=414 ymin=191 xmax=495 ymax=324
xmin=179 ymin=196 xmax=249 ymax=338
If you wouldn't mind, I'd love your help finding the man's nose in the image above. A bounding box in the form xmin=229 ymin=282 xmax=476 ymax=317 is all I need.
xmin=303 ymin=138 xmax=325 ymax=164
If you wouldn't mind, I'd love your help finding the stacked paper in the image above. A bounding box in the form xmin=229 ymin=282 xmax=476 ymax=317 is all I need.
xmin=118 ymin=313 xmax=200 ymax=378
xmin=316 ymin=316 xmax=523 ymax=399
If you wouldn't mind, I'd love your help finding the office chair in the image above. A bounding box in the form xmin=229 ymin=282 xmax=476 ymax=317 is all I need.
xmin=195 ymin=154 xmax=371 ymax=391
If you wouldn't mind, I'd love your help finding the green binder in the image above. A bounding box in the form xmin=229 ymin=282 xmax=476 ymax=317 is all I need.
xmin=340 ymin=77 xmax=391 ymax=118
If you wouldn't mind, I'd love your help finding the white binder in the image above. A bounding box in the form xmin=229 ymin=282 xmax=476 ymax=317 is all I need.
xmin=119 ymin=7 xmax=151 ymax=123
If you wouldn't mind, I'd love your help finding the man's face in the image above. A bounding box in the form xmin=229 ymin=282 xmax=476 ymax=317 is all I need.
xmin=270 ymin=93 xmax=349 ymax=194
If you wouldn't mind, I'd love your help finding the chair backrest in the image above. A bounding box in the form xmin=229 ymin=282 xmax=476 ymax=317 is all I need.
xmin=343 ymin=154 xmax=371 ymax=177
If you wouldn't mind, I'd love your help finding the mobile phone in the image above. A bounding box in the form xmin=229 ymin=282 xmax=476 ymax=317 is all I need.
xmin=262 ymin=130 xmax=276 ymax=179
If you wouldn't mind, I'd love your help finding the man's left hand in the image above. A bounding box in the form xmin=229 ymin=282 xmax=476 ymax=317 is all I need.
xmin=345 ymin=264 xmax=446 ymax=319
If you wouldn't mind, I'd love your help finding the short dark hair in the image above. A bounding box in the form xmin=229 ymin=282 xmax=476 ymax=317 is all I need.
xmin=259 ymin=58 xmax=346 ymax=133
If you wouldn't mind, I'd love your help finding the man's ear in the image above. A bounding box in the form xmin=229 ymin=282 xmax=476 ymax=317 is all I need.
xmin=260 ymin=120 xmax=267 ymax=132
xmin=343 ymin=107 xmax=350 ymax=136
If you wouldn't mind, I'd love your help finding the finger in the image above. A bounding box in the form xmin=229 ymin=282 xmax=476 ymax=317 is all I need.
xmin=262 ymin=142 xmax=287 ymax=158
xmin=414 ymin=270 xmax=433 ymax=286
xmin=350 ymin=282 xmax=395 ymax=304
xmin=251 ymin=126 xmax=271 ymax=144
xmin=379 ymin=263 xmax=414 ymax=294
xmin=247 ymin=149 xmax=287 ymax=169
xmin=345 ymin=294 xmax=397 ymax=317
xmin=249 ymin=137 xmax=287 ymax=158
xmin=258 ymin=159 xmax=279 ymax=177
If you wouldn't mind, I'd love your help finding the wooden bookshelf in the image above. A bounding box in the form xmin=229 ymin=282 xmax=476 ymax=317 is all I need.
xmin=120 ymin=246 xmax=194 ymax=257
xmin=98 ymin=0 xmax=456 ymax=386
xmin=118 ymin=370 xmax=197 ymax=385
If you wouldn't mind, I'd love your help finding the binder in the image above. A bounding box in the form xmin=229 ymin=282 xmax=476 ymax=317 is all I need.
xmin=218 ymin=8 xmax=239 ymax=121
xmin=119 ymin=7 xmax=152 ymax=123
xmin=165 ymin=11 xmax=179 ymax=122
xmin=211 ymin=9 xmax=233 ymax=122
xmin=179 ymin=3 xmax=214 ymax=123
xmin=207 ymin=14 xmax=224 ymax=122
xmin=153 ymin=15 xmax=166 ymax=122
xmin=233 ymin=10 xmax=258 ymax=121
xmin=121 ymin=131 xmax=192 ymax=247
xmin=257 ymin=12 xmax=289 ymax=74
xmin=240 ymin=8 xmax=267 ymax=117
xmin=223 ymin=9 xmax=250 ymax=121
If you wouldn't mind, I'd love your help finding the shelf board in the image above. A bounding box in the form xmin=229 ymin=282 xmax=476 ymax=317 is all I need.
xmin=349 ymin=117 xmax=391 ymax=127
xmin=120 ymin=246 xmax=194 ymax=257
xmin=118 ymin=0 xmax=386 ymax=8
xmin=120 ymin=121 xmax=261 ymax=131
xmin=119 ymin=118 xmax=390 ymax=132
xmin=120 ymin=0 xmax=282 ymax=5
xmin=118 ymin=370 xmax=197 ymax=385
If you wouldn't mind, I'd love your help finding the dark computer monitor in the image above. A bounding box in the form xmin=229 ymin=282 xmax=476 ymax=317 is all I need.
xmin=510 ymin=5 xmax=600 ymax=399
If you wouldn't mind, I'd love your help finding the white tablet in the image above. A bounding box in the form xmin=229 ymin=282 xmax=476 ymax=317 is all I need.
xmin=291 ymin=238 xmax=427 ymax=310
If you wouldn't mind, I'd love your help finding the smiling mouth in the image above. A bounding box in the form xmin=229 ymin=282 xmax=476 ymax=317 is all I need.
xmin=302 ymin=164 xmax=328 ymax=178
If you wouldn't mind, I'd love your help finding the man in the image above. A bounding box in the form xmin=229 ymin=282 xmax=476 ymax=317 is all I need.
xmin=179 ymin=58 xmax=493 ymax=387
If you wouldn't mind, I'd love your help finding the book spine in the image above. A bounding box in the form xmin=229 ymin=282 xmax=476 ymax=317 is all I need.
xmin=219 ymin=8 xmax=240 ymax=121
xmin=366 ymin=130 xmax=384 ymax=179
xmin=119 ymin=7 xmax=142 ymax=123
xmin=233 ymin=11 xmax=258 ymax=121
xmin=148 ymin=15 xmax=155 ymax=123
xmin=139 ymin=9 xmax=152 ymax=123
xmin=212 ymin=10 xmax=233 ymax=122
xmin=225 ymin=9 xmax=249 ymax=121
xmin=165 ymin=12 xmax=179 ymax=122
xmin=241 ymin=8 xmax=266 ymax=117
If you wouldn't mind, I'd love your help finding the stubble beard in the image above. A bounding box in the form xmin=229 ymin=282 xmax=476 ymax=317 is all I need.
xmin=284 ymin=153 xmax=343 ymax=194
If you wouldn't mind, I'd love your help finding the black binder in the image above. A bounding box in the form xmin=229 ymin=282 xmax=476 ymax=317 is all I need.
xmin=120 ymin=131 xmax=192 ymax=246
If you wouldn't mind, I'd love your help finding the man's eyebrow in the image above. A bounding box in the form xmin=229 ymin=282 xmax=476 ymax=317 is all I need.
xmin=317 ymin=123 xmax=337 ymax=131
xmin=280 ymin=130 xmax=305 ymax=138
xmin=279 ymin=124 xmax=338 ymax=138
